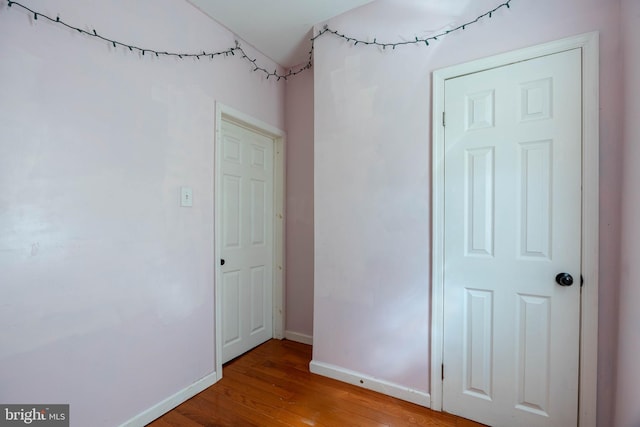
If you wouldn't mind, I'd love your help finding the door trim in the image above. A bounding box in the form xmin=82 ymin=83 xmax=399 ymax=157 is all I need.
xmin=430 ymin=32 xmax=599 ymax=427
xmin=214 ymin=103 xmax=286 ymax=379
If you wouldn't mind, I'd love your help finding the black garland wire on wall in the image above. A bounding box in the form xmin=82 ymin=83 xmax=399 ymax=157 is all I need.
xmin=5 ymin=0 xmax=512 ymax=81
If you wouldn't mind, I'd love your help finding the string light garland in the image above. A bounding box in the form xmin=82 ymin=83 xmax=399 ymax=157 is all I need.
xmin=5 ymin=0 xmax=512 ymax=81
xmin=312 ymin=0 xmax=512 ymax=51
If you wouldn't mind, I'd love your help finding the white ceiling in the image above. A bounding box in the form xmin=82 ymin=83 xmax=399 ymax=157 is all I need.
xmin=186 ymin=0 xmax=375 ymax=68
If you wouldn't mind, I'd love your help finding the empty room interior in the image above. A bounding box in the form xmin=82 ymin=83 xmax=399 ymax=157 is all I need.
xmin=1 ymin=0 xmax=640 ymax=426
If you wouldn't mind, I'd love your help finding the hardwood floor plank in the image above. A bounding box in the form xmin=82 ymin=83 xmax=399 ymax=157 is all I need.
xmin=237 ymin=361 xmax=429 ymax=426
xmin=147 ymin=340 xmax=486 ymax=427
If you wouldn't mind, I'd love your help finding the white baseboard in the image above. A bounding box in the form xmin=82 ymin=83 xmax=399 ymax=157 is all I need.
xmin=119 ymin=371 xmax=219 ymax=427
xmin=284 ymin=331 xmax=313 ymax=345
xmin=309 ymin=360 xmax=431 ymax=408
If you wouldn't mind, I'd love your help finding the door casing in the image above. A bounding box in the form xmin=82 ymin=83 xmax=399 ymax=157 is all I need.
xmin=431 ymin=32 xmax=599 ymax=427
xmin=214 ymin=103 xmax=286 ymax=379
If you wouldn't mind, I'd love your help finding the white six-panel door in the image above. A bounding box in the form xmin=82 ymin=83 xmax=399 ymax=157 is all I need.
xmin=220 ymin=119 xmax=274 ymax=364
xmin=442 ymin=49 xmax=582 ymax=426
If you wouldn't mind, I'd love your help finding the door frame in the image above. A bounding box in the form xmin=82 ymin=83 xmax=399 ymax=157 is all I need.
xmin=430 ymin=32 xmax=599 ymax=427
xmin=214 ymin=102 xmax=286 ymax=379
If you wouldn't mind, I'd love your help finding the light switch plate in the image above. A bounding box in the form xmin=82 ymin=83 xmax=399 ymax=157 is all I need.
xmin=181 ymin=187 xmax=193 ymax=207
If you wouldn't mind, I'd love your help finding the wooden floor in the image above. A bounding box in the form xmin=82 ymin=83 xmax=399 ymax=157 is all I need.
xmin=148 ymin=339 xmax=485 ymax=426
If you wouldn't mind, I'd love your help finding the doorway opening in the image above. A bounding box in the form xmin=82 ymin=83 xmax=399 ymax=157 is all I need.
xmin=214 ymin=103 xmax=286 ymax=379
xmin=431 ymin=32 xmax=599 ymax=427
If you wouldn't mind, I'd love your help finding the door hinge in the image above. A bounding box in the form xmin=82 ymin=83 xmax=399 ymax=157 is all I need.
xmin=442 ymin=111 xmax=446 ymax=127
xmin=441 ymin=363 xmax=444 ymax=380
xmin=581 ymin=274 xmax=584 ymax=287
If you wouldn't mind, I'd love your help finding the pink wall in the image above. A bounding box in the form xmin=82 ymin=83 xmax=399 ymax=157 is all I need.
xmin=615 ymin=0 xmax=640 ymax=426
xmin=0 ymin=0 xmax=284 ymax=425
xmin=284 ymin=67 xmax=315 ymax=338
xmin=312 ymin=0 xmax=622 ymax=423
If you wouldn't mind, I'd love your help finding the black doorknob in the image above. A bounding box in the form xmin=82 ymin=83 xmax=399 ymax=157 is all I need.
xmin=555 ymin=272 xmax=574 ymax=287
xmin=220 ymin=259 xmax=225 ymax=266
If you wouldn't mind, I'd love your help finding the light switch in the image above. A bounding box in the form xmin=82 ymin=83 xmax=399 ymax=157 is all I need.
xmin=181 ymin=187 xmax=193 ymax=207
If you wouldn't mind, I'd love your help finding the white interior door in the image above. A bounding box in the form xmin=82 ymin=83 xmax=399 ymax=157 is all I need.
xmin=220 ymin=119 xmax=274 ymax=364
xmin=442 ymin=49 xmax=582 ymax=427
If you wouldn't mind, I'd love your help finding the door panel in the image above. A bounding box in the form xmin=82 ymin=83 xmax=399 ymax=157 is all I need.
xmin=220 ymin=119 xmax=274 ymax=363
xmin=519 ymin=140 xmax=552 ymax=259
xmin=250 ymin=266 xmax=266 ymax=333
xmin=442 ymin=49 xmax=581 ymax=427
xmin=250 ymin=179 xmax=266 ymax=245
xmin=222 ymin=270 xmax=241 ymax=346
xmin=222 ymin=175 xmax=241 ymax=249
